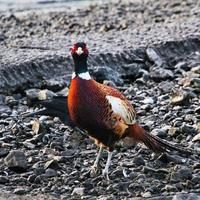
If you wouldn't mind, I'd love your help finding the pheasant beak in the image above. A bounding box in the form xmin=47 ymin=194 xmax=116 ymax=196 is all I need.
xmin=76 ymin=47 xmax=84 ymax=55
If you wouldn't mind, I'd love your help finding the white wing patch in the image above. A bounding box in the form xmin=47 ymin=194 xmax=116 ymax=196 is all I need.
xmin=106 ymin=95 xmax=136 ymax=125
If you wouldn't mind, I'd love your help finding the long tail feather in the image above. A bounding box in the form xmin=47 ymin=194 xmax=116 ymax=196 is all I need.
xmin=128 ymin=123 xmax=198 ymax=155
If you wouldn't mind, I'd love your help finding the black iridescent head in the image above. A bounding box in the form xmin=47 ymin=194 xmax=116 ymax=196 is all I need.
xmin=71 ymin=42 xmax=89 ymax=75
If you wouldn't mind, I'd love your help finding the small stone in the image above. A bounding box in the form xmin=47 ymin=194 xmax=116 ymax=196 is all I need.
xmin=180 ymin=77 xmax=200 ymax=88
xmin=5 ymin=96 xmax=18 ymax=106
xmin=57 ymin=87 xmax=69 ymax=96
xmin=142 ymin=191 xmax=152 ymax=198
xmin=61 ymin=150 xmax=76 ymax=158
xmin=0 ymin=106 xmax=12 ymax=115
xmin=71 ymin=187 xmax=84 ymax=196
xmin=44 ymin=159 xmax=59 ymax=169
xmin=34 ymin=175 xmax=42 ymax=184
xmin=143 ymin=166 xmax=157 ymax=174
xmin=27 ymin=174 xmax=36 ymax=183
xmin=196 ymin=123 xmax=200 ymax=132
xmin=184 ymin=114 xmax=196 ymax=123
xmin=164 ymin=185 xmax=178 ymax=192
xmin=171 ymin=167 xmax=192 ymax=182
xmin=0 ymin=148 xmax=9 ymax=157
xmin=179 ymin=76 xmax=192 ymax=87
xmin=192 ymin=173 xmax=200 ymax=184
xmin=90 ymin=66 xmax=123 ymax=86
xmin=121 ymin=63 xmax=141 ymax=79
xmin=0 ymin=94 xmax=5 ymax=105
xmin=133 ymin=156 xmax=145 ymax=166
xmin=174 ymin=61 xmax=189 ymax=71
xmin=151 ymin=128 xmax=167 ymax=138
xmin=50 ymin=141 xmax=64 ymax=150
xmin=171 ymin=90 xmax=190 ymax=105
xmin=158 ymin=81 xmax=174 ymax=93
xmin=45 ymin=168 xmax=57 ymax=177
xmin=146 ymin=48 xmax=163 ymax=67
xmin=26 ymin=89 xmax=41 ymax=101
xmin=195 ymin=106 xmax=200 ymax=114
xmin=141 ymin=104 xmax=151 ymax=111
xmin=144 ymin=120 xmax=155 ymax=129
xmin=0 ymin=176 xmax=9 ymax=184
xmin=32 ymin=119 xmax=45 ymax=134
xmin=192 ymin=133 xmax=200 ymax=142
xmin=150 ymin=67 xmax=174 ymax=81
xmin=4 ymin=150 xmax=28 ymax=172
xmin=142 ymin=97 xmax=156 ymax=104
xmin=158 ymin=94 xmax=170 ymax=101
xmin=172 ymin=193 xmax=200 ymax=200
xmin=44 ymin=79 xmax=66 ymax=91
xmin=190 ymin=78 xmax=200 ymax=88
xmin=158 ymin=153 xmax=185 ymax=164
xmin=23 ymin=141 xmax=36 ymax=149
xmin=181 ymin=123 xmax=197 ymax=135
xmin=26 ymin=88 xmax=55 ymax=104
xmin=38 ymin=90 xmax=54 ymax=100
xmin=13 ymin=187 xmax=27 ymax=195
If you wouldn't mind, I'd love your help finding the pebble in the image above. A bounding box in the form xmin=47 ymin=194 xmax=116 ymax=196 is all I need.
xmin=23 ymin=141 xmax=36 ymax=149
xmin=146 ymin=48 xmax=163 ymax=67
xmin=44 ymin=159 xmax=59 ymax=169
xmin=4 ymin=150 xmax=28 ymax=172
xmin=163 ymin=185 xmax=178 ymax=192
xmin=133 ymin=156 xmax=145 ymax=166
xmin=71 ymin=187 xmax=85 ymax=196
xmin=31 ymin=119 xmax=44 ymax=134
xmin=45 ymin=168 xmax=57 ymax=177
xmin=171 ymin=90 xmax=190 ymax=105
xmin=171 ymin=167 xmax=192 ymax=182
xmin=158 ymin=153 xmax=185 ymax=164
xmin=142 ymin=97 xmax=156 ymax=104
xmin=194 ymin=106 xmax=200 ymax=114
xmin=0 ymin=106 xmax=12 ymax=115
xmin=44 ymin=79 xmax=66 ymax=91
xmin=151 ymin=128 xmax=167 ymax=138
xmin=168 ymin=127 xmax=181 ymax=137
xmin=0 ymin=94 xmax=5 ymax=105
xmin=192 ymin=172 xmax=200 ymax=184
xmin=0 ymin=176 xmax=9 ymax=184
xmin=26 ymin=89 xmax=56 ymax=102
xmin=150 ymin=67 xmax=174 ymax=81
xmin=13 ymin=187 xmax=27 ymax=195
xmin=172 ymin=193 xmax=200 ymax=200
xmin=190 ymin=78 xmax=200 ymax=88
xmin=192 ymin=133 xmax=200 ymax=142
xmin=91 ymin=66 xmax=123 ymax=86
xmin=181 ymin=124 xmax=197 ymax=135
xmin=142 ymin=191 xmax=152 ymax=198
xmin=0 ymin=148 xmax=9 ymax=157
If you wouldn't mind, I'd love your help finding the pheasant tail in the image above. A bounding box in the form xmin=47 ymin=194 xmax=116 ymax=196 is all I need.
xmin=128 ymin=123 xmax=193 ymax=155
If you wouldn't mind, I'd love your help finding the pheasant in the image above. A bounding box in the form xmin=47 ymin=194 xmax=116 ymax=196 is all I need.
xmin=67 ymin=42 xmax=194 ymax=179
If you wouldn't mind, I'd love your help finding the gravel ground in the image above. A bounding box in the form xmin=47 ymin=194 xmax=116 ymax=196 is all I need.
xmin=0 ymin=0 xmax=200 ymax=199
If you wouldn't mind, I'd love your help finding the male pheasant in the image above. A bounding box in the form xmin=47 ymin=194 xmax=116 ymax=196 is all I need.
xmin=67 ymin=42 xmax=193 ymax=179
